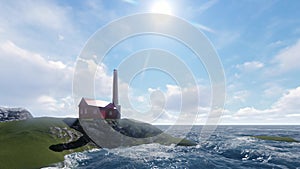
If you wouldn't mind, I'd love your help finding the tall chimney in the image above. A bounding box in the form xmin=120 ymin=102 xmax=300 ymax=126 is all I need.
xmin=112 ymin=69 xmax=121 ymax=112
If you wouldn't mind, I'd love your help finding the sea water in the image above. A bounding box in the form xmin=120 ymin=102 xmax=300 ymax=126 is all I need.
xmin=59 ymin=125 xmax=300 ymax=169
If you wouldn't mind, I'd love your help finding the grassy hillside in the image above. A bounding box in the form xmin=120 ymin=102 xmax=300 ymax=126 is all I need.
xmin=0 ymin=117 xmax=196 ymax=169
xmin=0 ymin=117 xmax=93 ymax=169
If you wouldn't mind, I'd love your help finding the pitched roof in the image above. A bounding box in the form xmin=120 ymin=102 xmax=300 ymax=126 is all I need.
xmin=105 ymin=103 xmax=117 ymax=109
xmin=82 ymin=98 xmax=110 ymax=107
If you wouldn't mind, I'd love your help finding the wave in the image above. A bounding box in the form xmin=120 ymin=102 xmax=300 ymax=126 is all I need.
xmin=47 ymin=126 xmax=300 ymax=169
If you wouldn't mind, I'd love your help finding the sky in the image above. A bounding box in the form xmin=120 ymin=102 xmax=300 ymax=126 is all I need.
xmin=0 ymin=0 xmax=300 ymax=125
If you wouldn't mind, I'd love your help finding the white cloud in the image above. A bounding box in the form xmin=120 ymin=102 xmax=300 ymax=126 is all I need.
xmin=36 ymin=95 xmax=75 ymax=117
xmin=273 ymin=86 xmax=300 ymax=113
xmin=0 ymin=41 xmax=73 ymax=116
xmin=83 ymin=59 xmax=115 ymax=98
xmin=232 ymin=90 xmax=249 ymax=103
xmin=286 ymin=114 xmax=300 ymax=117
xmin=0 ymin=0 xmax=87 ymax=65
xmin=263 ymin=84 xmax=285 ymax=98
xmin=273 ymin=40 xmax=300 ymax=72
xmin=236 ymin=61 xmax=264 ymax=71
xmin=128 ymin=84 xmax=212 ymax=124
xmin=226 ymin=86 xmax=300 ymax=124
xmin=163 ymin=84 xmax=211 ymax=113
xmin=1 ymin=41 xmax=67 ymax=70
xmin=124 ymin=80 xmax=300 ymax=125
xmin=72 ymin=57 xmax=122 ymax=114
xmin=154 ymin=110 xmax=179 ymax=124
xmin=37 ymin=95 xmax=59 ymax=112
xmin=235 ymin=107 xmax=273 ymax=117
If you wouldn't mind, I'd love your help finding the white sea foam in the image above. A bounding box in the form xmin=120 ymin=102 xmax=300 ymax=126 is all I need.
xmin=44 ymin=126 xmax=300 ymax=168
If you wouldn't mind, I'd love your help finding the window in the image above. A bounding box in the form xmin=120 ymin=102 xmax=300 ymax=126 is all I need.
xmin=109 ymin=110 xmax=112 ymax=116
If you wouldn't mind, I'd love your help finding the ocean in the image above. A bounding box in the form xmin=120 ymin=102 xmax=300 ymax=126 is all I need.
xmin=59 ymin=125 xmax=300 ymax=169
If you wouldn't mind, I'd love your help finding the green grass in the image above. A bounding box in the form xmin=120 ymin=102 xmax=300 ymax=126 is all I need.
xmin=253 ymin=135 xmax=299 ymax=143
xmin=0 ymin=117 xmax=93 ymax=169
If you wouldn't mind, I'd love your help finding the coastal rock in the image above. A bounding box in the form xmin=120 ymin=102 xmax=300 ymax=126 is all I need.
xmin=0 ymin=107 xmax=33 ymax=122
xmin=253 ymin=135 xmax=299 ymax=143
xmin=79 ymin=118 xmax=197 ymax=148
xmin=50 ymin=118 xmax=197 ymax=152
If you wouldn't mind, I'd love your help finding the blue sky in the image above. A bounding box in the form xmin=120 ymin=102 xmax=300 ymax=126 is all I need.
xmin=0 ymin=0 xmax=300 ymax=124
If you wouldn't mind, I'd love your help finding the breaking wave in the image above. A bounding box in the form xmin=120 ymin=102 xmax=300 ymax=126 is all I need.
xmin=51 ymin=126 xmax=300 ymax=169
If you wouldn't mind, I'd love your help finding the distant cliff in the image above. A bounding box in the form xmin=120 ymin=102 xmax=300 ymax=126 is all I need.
xmin=0 ymin=107 xmax=33 ymax=122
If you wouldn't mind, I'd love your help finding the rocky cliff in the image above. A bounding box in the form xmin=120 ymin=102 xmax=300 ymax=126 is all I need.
xmin=0 ymin=107 xmax=33 ymax=122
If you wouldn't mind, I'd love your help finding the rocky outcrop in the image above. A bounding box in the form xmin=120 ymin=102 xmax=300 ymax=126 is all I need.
xmin=253 ymin=135 xmax=299 ymax=143
xmin=49 ymin=118 xmax=197 ymax=152
xmin=49 ymin=126 xmax=83 ymax=143
xmin=49 ymin=118 xmax=95 ymax=152
xmin=0 ymin=107 xmax=33 ymax=122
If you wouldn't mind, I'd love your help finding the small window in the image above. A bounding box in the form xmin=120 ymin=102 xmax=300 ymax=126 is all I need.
xmin=109 ymin=110 xmax=112 ymax=116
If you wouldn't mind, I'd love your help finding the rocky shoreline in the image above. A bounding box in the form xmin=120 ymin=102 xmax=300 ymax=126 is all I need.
xmin=49 ymin=118 xmax=197 ymax=152
xmin=49 ymin=118 xmax=96 ymax=152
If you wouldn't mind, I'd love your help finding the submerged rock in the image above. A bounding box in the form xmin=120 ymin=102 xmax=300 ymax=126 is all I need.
xmin=253 ymin=135 xmax=299 ymax=143
xmin=0 ymin=107 xmax=33 ymax=122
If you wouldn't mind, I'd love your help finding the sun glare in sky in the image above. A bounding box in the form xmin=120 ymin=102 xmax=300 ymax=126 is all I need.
xmin=150 ymin=1 xmax=173 ymax=15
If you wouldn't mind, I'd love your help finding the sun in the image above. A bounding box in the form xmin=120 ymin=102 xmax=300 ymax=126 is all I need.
xmin=150 ymin=1 xmax=173 ymax=15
